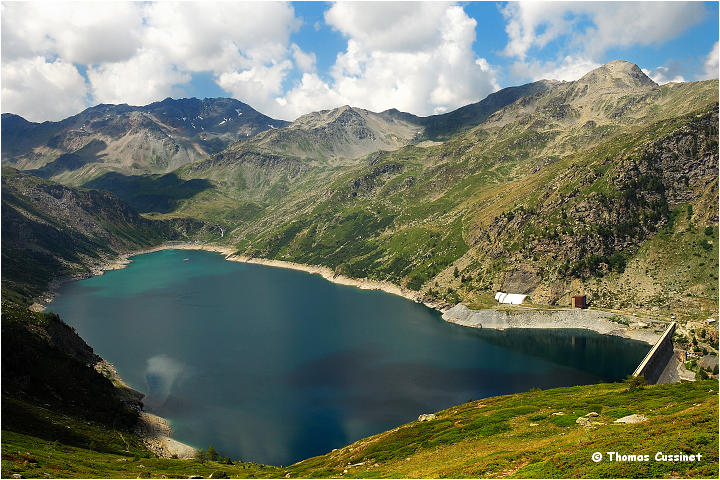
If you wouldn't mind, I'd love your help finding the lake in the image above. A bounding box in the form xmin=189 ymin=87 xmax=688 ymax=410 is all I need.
xmin=48 ymin=249 xmax=651 ymax=465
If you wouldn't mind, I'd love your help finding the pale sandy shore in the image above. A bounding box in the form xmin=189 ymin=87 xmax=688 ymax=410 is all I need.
xmin=161 ymin=243 xmax=666 ymax=346
xmin=116 ymin=242 xmax=449 ymax=311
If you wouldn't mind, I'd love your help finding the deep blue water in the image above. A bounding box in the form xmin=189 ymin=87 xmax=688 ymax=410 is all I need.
xmin=48 ymin=249 xmax=650 ymax=465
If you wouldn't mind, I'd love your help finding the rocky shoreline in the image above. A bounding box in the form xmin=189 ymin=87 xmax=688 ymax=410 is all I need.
xmin=441 ymin=304 xmax=664 ymax=345
xmin=122 ymin=243 xmax=667 ymax=346
xmin=136 ymin=412 xmax=197 ymax=459
xmin=84 ymin=241 xmax=450 ymax=311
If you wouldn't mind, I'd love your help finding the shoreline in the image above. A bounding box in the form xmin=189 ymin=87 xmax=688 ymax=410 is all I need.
xmin=441 ymin=304 xmax=663 ymax=345
xmin=124 ymin=243 xmax=664 ymax=344
xmin=108 ymin=242 xmax=450 ymax=311
xmin=36 ymin=241 xmax=665 ymax=346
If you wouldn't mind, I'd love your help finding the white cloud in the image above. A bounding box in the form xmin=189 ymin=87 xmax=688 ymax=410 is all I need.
xmin=216 ymin=60 xmax=294 ymax=110
xmin=274 ymin=73 xmax=346 ymax=119
xmin=324 ymin=2 xmax=450 ymax=53
xmin=142 ymin=2 xmax=299 ymax=73
xmin=291 ymin=44 xmax=316 ymax=73
xmin=87 ymin=50 xmax=191 ymax=106
xmin=502 ymin=2 xmax=706 ymax=61
xmin=512 ymin=56 xmax=600 ymax=82
xmin=1 ymin=57 xmax=89 ymax=121
xmin=642 ymin=66 xmax=685 ymax=85
xmin=1 ymin=1 xmax=302 ymax=120
xmin=271 ymin=2 xmax=500 ymax=119
xmin=1 ymin=1 xmax=143 ymax=64
xmin=701 ymin=42 xmax=719 ymax=79
xmin=3 ymin=1 xmax=709 ymax=123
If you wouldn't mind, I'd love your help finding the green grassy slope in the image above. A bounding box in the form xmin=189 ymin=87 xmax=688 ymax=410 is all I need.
xmin=190 ymin=100 xmax=717 ymax=319
xmin=3 ymin=380 xmax=717 ymax=478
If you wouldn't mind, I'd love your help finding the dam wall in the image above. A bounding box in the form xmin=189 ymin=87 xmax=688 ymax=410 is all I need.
xmin=632 ymin=322 xmax=677 ymax=384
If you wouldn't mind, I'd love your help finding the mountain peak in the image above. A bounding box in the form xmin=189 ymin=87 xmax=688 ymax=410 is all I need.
xmin=577 ymin=60 xmax=656 ymax=89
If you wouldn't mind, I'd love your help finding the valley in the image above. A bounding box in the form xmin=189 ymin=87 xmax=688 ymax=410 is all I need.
xmin=2 ymin=60 xmax=718 ymax=478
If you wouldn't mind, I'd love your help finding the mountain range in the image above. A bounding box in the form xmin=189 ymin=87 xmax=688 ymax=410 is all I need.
xmin=1 ymin=97 xmax=288 ymax=185
xmin=1 ymin=59 xmax=718 ymax=479
xmin=2 ymin=60 xmax=718 ymax=320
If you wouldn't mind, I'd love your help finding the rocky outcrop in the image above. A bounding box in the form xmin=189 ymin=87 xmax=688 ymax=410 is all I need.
xmin=613 ymin=414 xmax=648 ymax=424
xmin=137 ymin=412 xmax=196 ymax=459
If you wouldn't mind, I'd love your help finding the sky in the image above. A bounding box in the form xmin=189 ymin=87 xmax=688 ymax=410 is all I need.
xmin=1 ymin=1 xmax=718 ymax=122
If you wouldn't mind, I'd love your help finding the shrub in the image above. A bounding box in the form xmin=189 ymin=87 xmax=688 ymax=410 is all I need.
xmin=625 ymin=375 xmax=647 ymax=391
xmin=195 ymin=449 xmax=207 ymax=464
xmin=207 ymin=445 xmax=219 ymax=461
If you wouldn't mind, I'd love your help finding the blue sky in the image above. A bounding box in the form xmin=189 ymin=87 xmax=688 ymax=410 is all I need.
xmin=2 ymin=1 xmax=718 ymax=122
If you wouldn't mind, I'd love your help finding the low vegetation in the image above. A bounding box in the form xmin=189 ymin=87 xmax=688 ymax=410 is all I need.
xmin=2 ymin=380 xmax=717 ymax=478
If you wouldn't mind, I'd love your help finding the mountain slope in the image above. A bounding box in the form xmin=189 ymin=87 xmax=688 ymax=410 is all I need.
xmin=158 ymin=62 xmax=718 ymax=319
xmin=3 ymin=379 xmax=717 ymax=478
xmin=0 ymin=98 xmax=288 ymax=185
xmin=0 ymin=168 xmax=213 ymax=303
xmin=236 ymin=105 xmax=424 ymax=161
xmin=420 ymin=79 xmax=557 ymax=139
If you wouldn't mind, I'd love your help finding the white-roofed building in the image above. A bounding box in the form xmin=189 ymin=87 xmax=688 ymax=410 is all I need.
xmin=495 ymin=291 xmax=527 ymax=305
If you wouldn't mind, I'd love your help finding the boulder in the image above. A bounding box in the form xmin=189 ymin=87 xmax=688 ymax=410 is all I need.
xmin=418 ymin=413 xmax=437 ymax=422
xmin=585 ymin=411 xmax=599 ymax=417
xmin=700 ymin=354 xmax=718 ymax=370
xmin=613 ymin=414 xmax=648 ymax=424
xmin=575 ymin=417 xmax=591 ymax=426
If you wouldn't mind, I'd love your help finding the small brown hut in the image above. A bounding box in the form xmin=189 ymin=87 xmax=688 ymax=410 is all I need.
xmin=571 ymin=295 xmax=587 ymax=309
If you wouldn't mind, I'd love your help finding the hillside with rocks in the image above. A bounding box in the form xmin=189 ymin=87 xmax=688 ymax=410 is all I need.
xmin=0 ymin=168 xmax=215 ymax=303
xmin=156 ymin=61 xmax=717 ymax=320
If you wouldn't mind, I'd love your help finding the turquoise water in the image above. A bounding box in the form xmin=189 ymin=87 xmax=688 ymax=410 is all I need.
xmin=48 ymin=249 xmax=650 ymax=465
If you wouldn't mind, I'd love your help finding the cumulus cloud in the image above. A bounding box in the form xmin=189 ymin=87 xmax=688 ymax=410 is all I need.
xmin=216 ymin=60 xmax=294 ymax=108
xmin=1 ymin=1 xmax=712 ymax=122
xmin=502 ymin=2 xmax=706 ymax=61
xmin=142 ymin=2 xmax=299 ymax=73
xmin=1 ymin=1 xmax=143 ymax=64
xmin=291 ymin=44 xmax=316 ymax=73
xmin=512 ymin=56 xmax=600 ymax=82
xmin=701 ymin=42 xmax=719 ymax=79
xmin=271 ymin=2 xmax=500 ymax=119
xmin=1 ymin=1 xmax=301 ymax=120
xmin=87 ymin=50 xmax=191 ymax=106
xmin=1 ymin=57 xmax=89 ymax=121
xmin=642 ymin=66 xmax=685 ymax=84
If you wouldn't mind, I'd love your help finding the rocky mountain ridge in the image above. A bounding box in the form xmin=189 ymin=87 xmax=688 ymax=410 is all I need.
xmin=1 ymin=97 xmax=288 ymax=185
